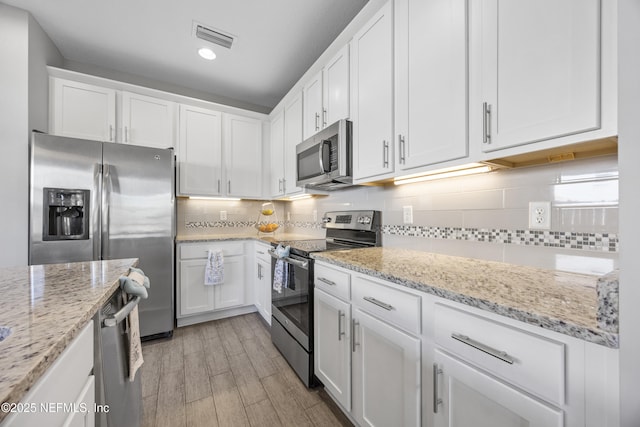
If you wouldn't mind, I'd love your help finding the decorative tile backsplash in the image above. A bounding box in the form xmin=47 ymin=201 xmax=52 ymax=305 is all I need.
xmin=382 ymin=225 xmax=618 ymax=252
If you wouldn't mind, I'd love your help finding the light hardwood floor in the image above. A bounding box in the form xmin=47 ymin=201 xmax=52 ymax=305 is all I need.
xmin=141 ymin=313 xmax=353 ymax=427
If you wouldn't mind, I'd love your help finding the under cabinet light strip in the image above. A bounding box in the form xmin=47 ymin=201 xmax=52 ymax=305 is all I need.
xmin=394 ymin=165 xmax=493 ymax=185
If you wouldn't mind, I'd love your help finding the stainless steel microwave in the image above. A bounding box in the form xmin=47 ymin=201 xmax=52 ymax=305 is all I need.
xmin=295 ymin=119 xmax=353 ymax=190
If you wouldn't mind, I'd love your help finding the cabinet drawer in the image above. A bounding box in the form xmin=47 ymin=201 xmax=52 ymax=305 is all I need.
xmin=352 ymin=275 xmax=420 ymax=335
xmin=255 ymin=243 xmax=271 ymax=263
xmin=180 ymin=242 xmax=244 ymax=259
xmin=434 ymin=303 xmax=565 ymax=406
xmin=315 ymin=263 xmax=350 ymax=301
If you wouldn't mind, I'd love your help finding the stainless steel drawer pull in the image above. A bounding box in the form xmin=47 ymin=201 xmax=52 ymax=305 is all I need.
xmin=433 ymin=363 xmax=443 ymax=414
xmin=338 ymin=310 xmax=345 ymax=341
xmin=451 ymin=333 xmax=515 ymax=364
xmin=363 ymin=296 xmax=394 ymax=311
xmin=483 ymin=102 xmax=492 ymax=144
xmin=318 ymin=277 xmax=336 ymax=286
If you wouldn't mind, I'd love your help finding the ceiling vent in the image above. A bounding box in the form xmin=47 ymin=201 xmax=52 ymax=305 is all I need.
xmin=194 ymin=23 xmax=234 ymax=49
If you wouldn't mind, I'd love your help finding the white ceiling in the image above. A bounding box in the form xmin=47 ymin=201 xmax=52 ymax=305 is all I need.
xmin=4 ymin=0 xmax=368 ymax=113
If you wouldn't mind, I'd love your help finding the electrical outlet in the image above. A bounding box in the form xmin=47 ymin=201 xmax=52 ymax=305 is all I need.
xmin=528 ymin=202 xmax=551 ymax=230
xmin=313 ymin=210 xmax=318 ymax=222
xmin=403 ymin=205 xmax=413 ymax=224
xmin=287 ymin=212 xmax=291 ymax=221
xmin=220 ymin=210 xmax=227 ymax=221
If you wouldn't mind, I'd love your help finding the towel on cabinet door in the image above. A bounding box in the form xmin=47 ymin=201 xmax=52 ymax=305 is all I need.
xmin=205 ymin=249 xmax=224 ymax=285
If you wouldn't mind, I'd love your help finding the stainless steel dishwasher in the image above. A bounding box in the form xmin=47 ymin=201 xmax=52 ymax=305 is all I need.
xmin=94 ymin=289 xmax=142 ymax=427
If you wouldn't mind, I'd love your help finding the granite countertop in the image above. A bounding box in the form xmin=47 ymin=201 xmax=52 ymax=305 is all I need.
xmin=176 ymin=233 xmax=319 ymax=244
xmin=0 ymin=258 xmax=138 ymax=420
xmin=312 ymin=247 xmax=619 ymax=348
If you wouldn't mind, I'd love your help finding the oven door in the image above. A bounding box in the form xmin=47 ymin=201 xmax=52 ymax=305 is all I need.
xmin=270 ymin=253 xmax=312 ymax=351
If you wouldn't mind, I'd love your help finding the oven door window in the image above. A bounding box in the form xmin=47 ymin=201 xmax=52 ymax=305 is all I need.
xmin=271 ymin=257 xmax=310 ymax=337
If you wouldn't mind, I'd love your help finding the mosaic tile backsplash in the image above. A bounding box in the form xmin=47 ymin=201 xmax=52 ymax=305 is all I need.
xmin=177 ymin=154 xmax=619 ymax=272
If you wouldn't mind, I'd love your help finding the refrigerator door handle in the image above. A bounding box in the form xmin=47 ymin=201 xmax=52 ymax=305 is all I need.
xmin=101 ymin=163 xmax=111 ymax=259
xmin=92 ymin=163 xmax=102 ymax=261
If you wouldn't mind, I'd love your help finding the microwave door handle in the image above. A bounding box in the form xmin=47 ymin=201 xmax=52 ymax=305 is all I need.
xmin=318 ymin=140 xmax=331 ymax=173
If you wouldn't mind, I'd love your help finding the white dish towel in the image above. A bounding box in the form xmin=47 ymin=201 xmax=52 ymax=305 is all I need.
xmin=205 ymin=249 xmax=224 ymax=285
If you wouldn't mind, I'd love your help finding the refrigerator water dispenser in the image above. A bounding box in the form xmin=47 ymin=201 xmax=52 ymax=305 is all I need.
xmin=43 ymin=188 xmax=90 ymax=240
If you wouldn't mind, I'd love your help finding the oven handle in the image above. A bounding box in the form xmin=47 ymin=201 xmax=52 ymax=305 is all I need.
xmin=268 ymin=249 xmax=309 ymax=270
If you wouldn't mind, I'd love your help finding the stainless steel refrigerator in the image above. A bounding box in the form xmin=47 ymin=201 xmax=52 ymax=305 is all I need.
xmin=29 ymin=132 xmax=175 ymax=338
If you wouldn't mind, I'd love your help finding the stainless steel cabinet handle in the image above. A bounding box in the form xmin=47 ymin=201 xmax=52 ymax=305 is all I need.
xmin=124 ymin=126 xmax=129 ymax=142
xmin=338 ymin=310 xmax=345 ymax=341
xmin=351 ymin=319 xmax=359 ymax=352
xmin=383 ymin=140 xmax=389 ymax=168
xmin=217 ymin=179 xmax=221 ymax=193
xmin=451 ymin=333 xmax=515 ymax=364
xmin=282 ymin=178 xmax=286 ymax=193
xmin=398 ymin=135 xmax=406 ymax=164
xmin=109 ymin=125 xmax=114 ymax=142
xmin=257 ymin=263 xmax=262 ymax=280
xmin=103 ymin=296 xmax=141 ymax=327
xmin=315 ymin=112 xmax=320 ymax=131
xmin=322 ymin=108 xmax=327 ymax=128
xmin=363 ymin=296 xmax=394 ymax=311
xmin=257 ymin=251 xmax=266 ymax=255
xmin=433 ymin=363 xmax=443 ymax=414
xmin=228 ymin=180 xmax=231 ymax=194
xmin=318 ymin=277 xmax=336 ymax=286
xmin=483 ymin=102 xmax=492 ymax=144
xmin=278 ymin=178 xmax=283 ymax=193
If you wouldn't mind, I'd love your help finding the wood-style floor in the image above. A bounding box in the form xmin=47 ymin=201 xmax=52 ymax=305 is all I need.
xmin=141 ymin=312 xmax=353 ymax=427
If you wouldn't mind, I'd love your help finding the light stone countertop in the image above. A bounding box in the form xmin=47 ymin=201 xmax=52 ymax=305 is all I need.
xmin=0 ymin=258 xmax=138 ymax=420
xmin=175 ymin=233 xmax=319 ymax=244
xmin=312 ymin=247 xmax=618 ymax=348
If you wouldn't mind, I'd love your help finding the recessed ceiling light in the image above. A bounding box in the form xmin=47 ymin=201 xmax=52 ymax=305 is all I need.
xmin=198 ymin=47 xmax=216 ymax=60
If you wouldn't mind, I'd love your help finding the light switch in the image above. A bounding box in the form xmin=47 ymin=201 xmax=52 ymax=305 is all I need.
xmin=220 ymin=210 xmax=227 ymax=220
xmin=403 ymin=206 xmax=413 ymax=224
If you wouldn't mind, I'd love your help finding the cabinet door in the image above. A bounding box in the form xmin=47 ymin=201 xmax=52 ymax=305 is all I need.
xmin=214 ymin=255 xmax=245 ymax=309
xmin=283 ymin=92 xmax=304 ymax=195
xmin=178 ymin=259 xmax=215 ymax=316
xmin=303 ymin=70 xmax=323 ymax=140
xmin=255 ymin=257 xmax=272 ymax=323
xmin=323 ymin=45 xmax=350 ymax=126
xmin=351 ymin=1 xmax=394 ymax=181
xmin=51 ymin=78 xmax=116 ymax=142
xmin=352 ymin=308 xmax=421 ymax=427
xmin=479 ymin=0 xmax=601 ymax=152
xmin=269 ymin=111 xmax=285 ymax=197
xmin=224 ymin=114 xmax=263 ymax=198
xmin=314 ymin=288 xmax=352 ymax=411
xmin=395 ymin=0 xmax=468 ymax=171
xmin=433 ymin=350 xmax=563 ymax=427
xmin=121 ymin=91 xmax=175 ymax=149
xmin=178 ymin=104 xmax=222 ymax=196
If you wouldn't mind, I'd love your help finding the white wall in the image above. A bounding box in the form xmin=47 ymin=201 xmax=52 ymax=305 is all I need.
xmin=617 ymin=0 xmax=640 ymax=424
xmin=0 ymin=3 xmax=62 ymax=267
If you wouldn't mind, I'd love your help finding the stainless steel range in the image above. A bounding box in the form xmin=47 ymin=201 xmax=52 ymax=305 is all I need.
xmin=269 ymin=210 xmax=381 ymax=387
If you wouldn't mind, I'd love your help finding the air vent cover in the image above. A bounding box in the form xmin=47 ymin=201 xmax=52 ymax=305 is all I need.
xmin=195 ymin=24 xmax=234 ymax=49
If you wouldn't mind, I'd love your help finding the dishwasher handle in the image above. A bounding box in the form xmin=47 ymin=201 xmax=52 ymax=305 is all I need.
xmin=103 ymin=296 xmax=141 ymax=328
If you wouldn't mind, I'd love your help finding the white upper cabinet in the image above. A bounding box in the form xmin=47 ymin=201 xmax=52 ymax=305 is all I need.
xmin=121 ymin=91 xmax=176 ymax=150
xmin=303 ymin=71 xmax=324 ymax=140
xmin=269 ymin=110 xmax=286 ymax=197
xmin=477 ymin=0 xmax=603 ymax=152
xmin=303 ymin=45 xmax=351 ymax=141
xmin=224 ymin=113 xmax=263 ymax=198
xmin=283 ymin=93 xmax=304 ymax=195
xmin=394 ymin=0 xmax=469 ymax=172
xmin=50 ymin=78 xmax=117 ymax=142
xmin=351 ymin=1 xmax=395 ymax=182
xmin=177 ymin=104 xmax=222 ymax=197
xmin=323 ymin=45 xmax=350 ymax=127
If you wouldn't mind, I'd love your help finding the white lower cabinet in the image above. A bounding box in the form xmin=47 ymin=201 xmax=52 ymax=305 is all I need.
xmin=433 ymin=349 xmax=563 ymax=427
xmin=1 ymin=321 xmax=94 ymax=427
xmin=314 ymin=288 xmax=352 ymax=411
xmin=176 ymin=242 xmax=251 ymax=326
xmin=352 ymin=308 xmax=421 ymax=427
xmin=254 ymin=242 xmax=272 ymax=324
xmin=314 ymin=262 xmax=421 ymax=426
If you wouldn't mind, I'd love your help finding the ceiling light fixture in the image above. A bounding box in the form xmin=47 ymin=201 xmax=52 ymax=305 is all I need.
xmin=393 ymin=164 xmax=494 ymax=185
xmin=198 ymin=47 xmax=216 ymax=60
